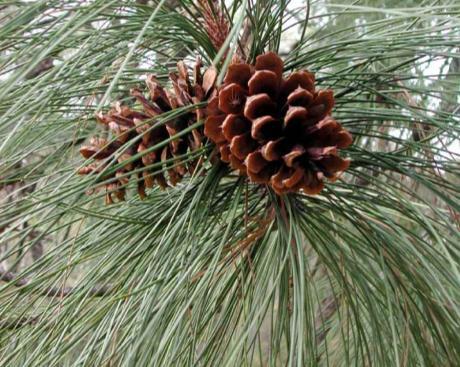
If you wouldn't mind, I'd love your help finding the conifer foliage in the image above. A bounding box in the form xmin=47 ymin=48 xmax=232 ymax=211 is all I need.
xmin=0 ymin=1 xmax=459 ymax=366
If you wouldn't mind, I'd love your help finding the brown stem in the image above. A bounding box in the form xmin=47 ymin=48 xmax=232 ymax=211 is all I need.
xmin=314 ymin=295 xmax=338 ymax=344
xmin=198 ymin=0 xmax=230 ymax=53
xmin=0 ymin=269 xmax=112 ymax=298
xmin=0 ymin=315 xmax=39 ymax=330
xmin=237 ymin=18 xmax=252 ymax=61
xmin=25 ymin=57 xmax=54 ymax=79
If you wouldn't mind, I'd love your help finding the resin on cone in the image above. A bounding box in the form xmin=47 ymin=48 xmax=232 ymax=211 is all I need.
xmin=79 ymin=58 xmax=217 ymax=204
xmin=204 ymin=52 xmax=352 ymax=195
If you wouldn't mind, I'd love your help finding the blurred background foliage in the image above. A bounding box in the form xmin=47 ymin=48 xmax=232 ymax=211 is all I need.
xmin=0 ymin=0 xmax=459 ymax=366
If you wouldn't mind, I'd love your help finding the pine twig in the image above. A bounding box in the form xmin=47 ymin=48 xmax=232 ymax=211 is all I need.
xmin=198 ymin=0 xmax=230 ymax=52
xmin=0 ymin=315 xmax=39 ymax=330
xmin=25 ymin=57 xmax=54 ymax=79
xmin=0 ymin=269 xmax=112 ymax=298
xmin=314 ymin=295 xmax=338 ymax=344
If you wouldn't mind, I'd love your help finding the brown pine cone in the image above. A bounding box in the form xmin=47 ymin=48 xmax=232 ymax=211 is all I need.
xmin=204 ymin=52 xmax=352 ymax=195
xmin=79 ymin=58 xmax=217 ymax=204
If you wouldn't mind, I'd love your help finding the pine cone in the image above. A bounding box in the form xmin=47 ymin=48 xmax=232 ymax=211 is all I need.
xmin=204 ymin=52 xmax=352 ymax=195
xmin=79 ymin=58 xmax=217 ymax=204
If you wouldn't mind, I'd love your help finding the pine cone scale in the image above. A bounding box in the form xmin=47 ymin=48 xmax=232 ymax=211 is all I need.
xmin=260 ymin=138 xmax=285 ymax=161
xmin=222 ymin=114 xmax=251 ymax=141
xmin=248 ymin=70 xmax=279 ymax=97
xmin=218 ymin=83 xmax=247 ymax=114
xmin=224 ymin=64 xmax=253 ymax=86
xmin=251 ymin=116 xmax=281 ymax=142
xmin=243 ymin=94 xmax=276 ymax=120
xmin=202 ymin=67 xmax=218 ymax=96
xmin=229 ymin=133 xmax=258 ymax=161
xmin=254 ymin=53 xmax=284 ymax=80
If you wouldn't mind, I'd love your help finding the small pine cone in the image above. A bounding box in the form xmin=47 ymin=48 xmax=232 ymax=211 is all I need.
xmin=79 ymin=58 xmax=217 ymax=203
xmin=204 ymin=52 xmax=352 ymax=195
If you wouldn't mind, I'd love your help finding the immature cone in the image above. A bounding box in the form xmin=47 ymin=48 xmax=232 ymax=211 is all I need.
xmin=204 ymin=52 xmax=352 ymax=195
xmin=79 ymin=58 xmax=217 ymax=204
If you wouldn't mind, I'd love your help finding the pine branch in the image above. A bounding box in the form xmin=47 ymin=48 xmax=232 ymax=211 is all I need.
xmin=0 ymin=315 xmax=40 ymax=330
xmin=25 ymin=57 xmax=54 ymax=79
xmin=1 ymin=1 xmax=459 ymax=365
xmin=314 ymin=295 xmax=337 ymax=344
xmin=0 ymin=269 xmax=113 ymax=298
